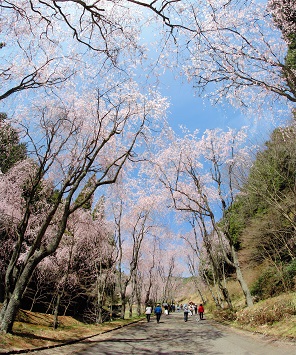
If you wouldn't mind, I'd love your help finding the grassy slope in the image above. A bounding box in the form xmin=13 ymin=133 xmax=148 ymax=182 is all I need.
xmin=176 ymin=279 xmax=296 ymax=341
xmin=0 ymin=309 xmax=144 ymax=352
xmin=212 ymin=292 xmax=296 ymax=339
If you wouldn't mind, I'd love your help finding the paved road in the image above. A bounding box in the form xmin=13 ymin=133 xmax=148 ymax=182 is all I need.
xmin=26 ymin=313 xmax=295 ymax=355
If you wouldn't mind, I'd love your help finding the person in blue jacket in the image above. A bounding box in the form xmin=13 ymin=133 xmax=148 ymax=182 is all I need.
xmin=154 ymin=304 xmax=162 ymax=323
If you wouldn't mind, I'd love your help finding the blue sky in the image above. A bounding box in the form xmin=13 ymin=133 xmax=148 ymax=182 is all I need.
xmin=162 ymin=78 xmax=242 ymax=133
xmin=157 ymin=70 xmax=279 ymax=145
xmin=136 ymin=2 xmax=290 ymax=147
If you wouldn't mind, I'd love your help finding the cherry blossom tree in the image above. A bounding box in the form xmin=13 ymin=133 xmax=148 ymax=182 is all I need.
xmin=21 ymin=201 xmax=116 ymax=326
xmin=0 ymin=0 xmax=139 ymax=101
xmin=268 ymin=0 xmax=296 ymax=43
xmin=2 ymin=1 xmax=293 ymax=115
xmin=0 ymin=116 xmax=27 ymax=301
xmin=109 ymin=183 xmax=162 ymax=317
xmin=0 ymin=161 xmax=32 ymax=304
xmin=1 ymin=0 xmax=293 ymax=333
xmin=107 ymin=163 xmax=179 ymax=317
xmin=177 ymin=0 xmax=295 ymax=111
xmin=66 ymin=204 xmax=117 ymax=325
xmin=149 ymin=127 xmax=254 ymax=307
xmin=175 ymin=208 xmax=232 ymax=308
xmin=268 ymin=0 xmax=296 ymax=94
xmin=202 ymin=129 xmax=253 ymax=307
xmin=182 ymin=220 xmax=209 ymax=305
xmin=24 ymin=262 xmax=55 ymax=312
xmin=126 ymin=206 xmax=153 ymax=317
xmin=40 ymin=238 xmax=78 ymax=329
xmin=158 ymin=254 xmax=176 ymax=304
xmin=139 ymin=236 xmax=159 ymax=306
xmin=0 ymin=79 xmax=167 ymax=333
xmin=0 ymin=0 xmax=192 ymax=105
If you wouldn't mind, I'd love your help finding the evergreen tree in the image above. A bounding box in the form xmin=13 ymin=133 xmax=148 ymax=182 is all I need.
xmin=0 ymin=113 xmax=27 ymax=173
xmin=74 ymin=174 xmax=96 ymax=211
xmin=227 ymin=124 xmax=296 ymax=297
xmin=93 ymin=195 xmax=106 ymax=221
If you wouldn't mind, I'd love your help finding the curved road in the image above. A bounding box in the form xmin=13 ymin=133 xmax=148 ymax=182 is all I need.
xmin=28 ymin=312 xmax=295 ymax=355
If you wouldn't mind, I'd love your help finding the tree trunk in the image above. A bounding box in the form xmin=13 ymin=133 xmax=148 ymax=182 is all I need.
xmin=231 ymin=246 xmax=253 ymax=307
xmin=0 ymin=299 xmax=8 ymax=322
xmin=120 ymin=292 xmax=126 ymax=319
xmin=203 ymin=273 xmax=221 ymax=308
xmin=204 ymin=241 xmax=232 ymax=309
xmin=0 ymin=293 xmax=21 ymax=333
xmin=53 ymin=294 xmax=61 ymax=329
xmin=0 ymin=257 xmax=36 ymax=333
xmin=218 ymin=281 xmax=232 ymax=309
xmin=136 ymin=286 xmax=141 ymax=317
xmin=96 ymin=284 xmax=104 ymax=324
xmin=128 ymin=297 xmax=133 ymax=318
xmin=29 ymin=290 xmax=38 ymax=312
xmin=0 ymin=273 xmax=28 ymax=333
xmin=193 ymin=278 xmax=207 ymax=304
xmin=97 ymin=306 xmax=103 ymax=324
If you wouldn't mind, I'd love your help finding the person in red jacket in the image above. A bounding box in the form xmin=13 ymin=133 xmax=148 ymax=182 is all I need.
xmin=198 ymin=304 xmax=205 ymax=320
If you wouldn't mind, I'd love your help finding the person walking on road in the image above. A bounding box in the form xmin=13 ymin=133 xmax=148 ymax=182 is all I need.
xmin=198 ymin=304 xmax=205 ymax=320
xmin=145 ymin=305 xmax=152 ymax=322
xmin=163 ymin=303 xmax=169 ymax=315
xmin=154 ymin=304 xmax=162 ymax=323
xmin=183 ymin=305 xmax=189 ymax=322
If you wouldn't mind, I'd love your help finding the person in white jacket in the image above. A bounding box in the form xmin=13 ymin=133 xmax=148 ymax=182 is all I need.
xmin=183 ymin=305 xmax=189 ymax=322
xmin=145 ymin=305 xmax=152 ymax=322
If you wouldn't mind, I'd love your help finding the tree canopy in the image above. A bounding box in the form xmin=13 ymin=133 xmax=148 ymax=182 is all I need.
xmin=0 ymin=0 xmax=296 ymax=333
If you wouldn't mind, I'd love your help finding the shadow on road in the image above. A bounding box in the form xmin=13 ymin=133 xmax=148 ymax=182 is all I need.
xmin=75 ymin=315 xmax=224 ymax=354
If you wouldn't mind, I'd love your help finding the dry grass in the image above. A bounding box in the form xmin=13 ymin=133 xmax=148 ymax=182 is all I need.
xmin=178 ymin=279 xmax=296 ymax=342
xmin=211 ymin=293 xmax=296 ymax=340
xmin=236 ymin=293 xmax=296 ymax=325
xmin=0 ymin=309 xmax=143 ymax=353
xmin=234 ymin=293 xmax=296 ymax=338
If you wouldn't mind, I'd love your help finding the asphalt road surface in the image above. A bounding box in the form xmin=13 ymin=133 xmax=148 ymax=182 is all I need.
xmin=25 ymin=312 xmax=295 ymax=355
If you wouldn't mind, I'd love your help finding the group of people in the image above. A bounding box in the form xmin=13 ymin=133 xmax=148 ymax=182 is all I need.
xmin=183 ymin=303 xmax=204 ymax=322
xmin=145 ymin=302 xmax=205 ymax=323
xmin=144 ymin=304 xmax=162 ymax=323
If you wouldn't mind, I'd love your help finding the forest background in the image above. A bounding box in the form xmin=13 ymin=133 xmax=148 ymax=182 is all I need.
xmin=0 ymin=0 xmax=295 ymax=348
